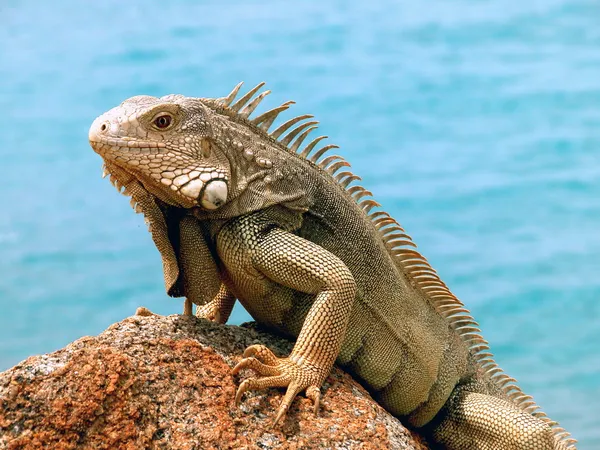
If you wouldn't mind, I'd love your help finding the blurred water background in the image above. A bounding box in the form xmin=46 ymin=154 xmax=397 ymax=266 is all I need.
xmin=1 ymin=0 xmax=599 ymax=446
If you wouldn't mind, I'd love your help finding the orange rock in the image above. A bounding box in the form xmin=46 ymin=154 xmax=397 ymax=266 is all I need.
xmin=0 ymin=314 xmax=429 ymax=450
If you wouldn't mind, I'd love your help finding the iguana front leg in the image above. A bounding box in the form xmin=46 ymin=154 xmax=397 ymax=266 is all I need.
xmin=179 ymin=215 xmax=221 ymax=316
xmin=231 ymin=228 xmax=356 ymax=425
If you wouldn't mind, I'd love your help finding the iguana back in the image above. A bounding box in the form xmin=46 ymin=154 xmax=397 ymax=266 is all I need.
xmin=89 ymin=82 xmax=576 ymax=449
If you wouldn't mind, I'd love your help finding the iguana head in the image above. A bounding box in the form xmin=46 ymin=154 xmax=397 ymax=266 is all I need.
xmin=89 ymin=94 xmax=230 ymax=211
xmin=90 ymin=84 xmax=318 ymax=220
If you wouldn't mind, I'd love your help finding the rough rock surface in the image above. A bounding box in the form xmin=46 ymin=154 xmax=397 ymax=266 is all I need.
xmin=0 ymin=313 xmax=429 ymax=450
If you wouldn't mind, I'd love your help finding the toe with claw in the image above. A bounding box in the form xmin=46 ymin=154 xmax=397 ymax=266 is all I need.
xmin=232 ymin=344 xmax=323 ymax=426
xmin=134 ymin=306 xmax=157 ymax=317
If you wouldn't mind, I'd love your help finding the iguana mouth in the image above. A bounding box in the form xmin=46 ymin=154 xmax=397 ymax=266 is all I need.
xmin=91 ymin=139 xmax=228 ymax=210
xmin=101 ymin=158 xmax=228 ymax=210
xmin=89 ymin=136 xmax=168 ymax=151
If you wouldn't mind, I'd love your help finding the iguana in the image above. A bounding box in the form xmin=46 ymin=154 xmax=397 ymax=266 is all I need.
xmin=88 ymin=82 xmax=576 ymax=449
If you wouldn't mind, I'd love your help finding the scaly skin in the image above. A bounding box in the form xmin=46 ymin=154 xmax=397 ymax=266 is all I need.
xmin=89 ymin=83 xmax=576 ymax=449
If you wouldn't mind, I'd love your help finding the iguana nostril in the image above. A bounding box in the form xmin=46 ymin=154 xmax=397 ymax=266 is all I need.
xmin=100 ymin=123 xmax=107 ymax=132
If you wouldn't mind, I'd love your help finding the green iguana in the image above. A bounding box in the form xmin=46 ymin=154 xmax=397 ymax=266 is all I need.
xmin=88 ymin=82 xmax=576 ymax=449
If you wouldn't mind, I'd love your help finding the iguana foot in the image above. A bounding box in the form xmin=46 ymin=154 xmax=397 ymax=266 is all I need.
xmin=134 ymin=306 xmax=156 ymax=317
xmin=135 ymin=302 xmax=194 ymax=318
xmin=196 ymin=300 xmax=225 ymax=323
xmin=232 ymin=344 xmax=322 ymax=426
xmin=195 ymin=286 xmax=236 ymax=324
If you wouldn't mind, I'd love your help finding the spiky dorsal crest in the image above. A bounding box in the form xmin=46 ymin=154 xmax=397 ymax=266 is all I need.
xmin=212 ymin=82 xmax=576 ymax=449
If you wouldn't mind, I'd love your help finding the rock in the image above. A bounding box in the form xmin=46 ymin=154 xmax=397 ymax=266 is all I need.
xmin=0 ymin=313 xmax=429 ymax=450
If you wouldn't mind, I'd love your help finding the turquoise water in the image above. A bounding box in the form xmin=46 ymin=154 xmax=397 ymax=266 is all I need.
xmin=1 ymin=0 xmax=599 ymax=446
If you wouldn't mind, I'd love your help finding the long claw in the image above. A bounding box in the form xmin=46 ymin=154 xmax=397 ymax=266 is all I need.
xmin=273 ymin=382 xmax=303 ymax=427
xmin=273 ymin=404 xmax=288 ymax=427
xmin=306 ymin=386 xmax=321 ymax=416
xmin=232 ymin=357 xmax=281 ymax=377
xmin=235 ymin=379 xmax=251 ymax=406
xmin=234 ymin=375 xmax=290 ymax=407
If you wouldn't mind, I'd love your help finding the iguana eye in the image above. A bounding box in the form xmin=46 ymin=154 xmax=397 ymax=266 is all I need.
xmin=153 ymin=114 xmax=172 ymax=129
